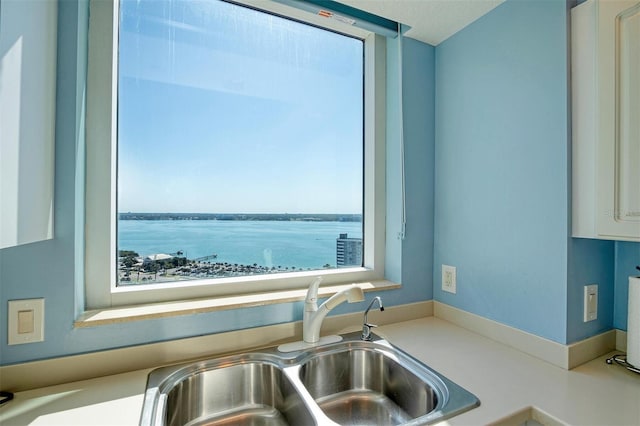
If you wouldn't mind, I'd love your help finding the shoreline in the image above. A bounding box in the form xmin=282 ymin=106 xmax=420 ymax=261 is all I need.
xmin=119 ymin=260 xmax=333 ymax=285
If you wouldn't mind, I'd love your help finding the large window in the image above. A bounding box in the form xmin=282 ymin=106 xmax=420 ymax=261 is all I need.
xmin=85 ymin=0 xmax=387 ymax=309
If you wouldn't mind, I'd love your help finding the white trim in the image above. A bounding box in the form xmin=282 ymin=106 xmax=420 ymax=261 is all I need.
xmin=84 ymin=0 xmax=388 ymax=310
xmin=567 ymin=328 xmax=616 ymax=369
xmin=76 ymin=280 xmax=400 ymax=327
xmin=434 ymin=302 xmax=568 ymax=368
xmin=364 ymin=32 xmax=387 ymax=275
xmin=616 ymin=328 xmax=628 ymax=352
xmin=85 ymin=0 xmax=118 ymax=308
xmin=434 ymin=301 xmax=617 ymax=370
xmin=1 ymin=301 xmax=431 ymax=392
xmin=488 ymin=406 xmax=568 ymax=426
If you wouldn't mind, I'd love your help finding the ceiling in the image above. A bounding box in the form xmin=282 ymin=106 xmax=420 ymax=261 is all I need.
xmin=336 ymin=0 xmax=506 ymax=45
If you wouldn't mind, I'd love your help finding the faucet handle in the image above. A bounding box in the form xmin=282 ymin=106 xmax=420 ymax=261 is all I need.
xmin=304 ymin=277 xmax=323 ymax=309
xmin=362 ymin=322 xmax=377 ymax=341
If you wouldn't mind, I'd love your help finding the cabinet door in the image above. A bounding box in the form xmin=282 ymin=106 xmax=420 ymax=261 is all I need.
xmin=0 ymin=1 xmax=57 ymax=248
xmin=597 ymin=0 xmax=640 ymax=240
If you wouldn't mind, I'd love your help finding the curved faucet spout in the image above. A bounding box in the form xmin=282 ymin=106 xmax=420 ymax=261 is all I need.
xmin=303 ymin=284 xmax=364 ymax=344
xmin=361 ymin=296 xmax=384 ymax=341
xmin=364 ymin=296 xmax=384 ymax=324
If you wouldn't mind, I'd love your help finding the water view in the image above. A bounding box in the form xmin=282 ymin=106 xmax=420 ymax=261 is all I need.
xmin=117 ymin=216 xmax=363 ymax=285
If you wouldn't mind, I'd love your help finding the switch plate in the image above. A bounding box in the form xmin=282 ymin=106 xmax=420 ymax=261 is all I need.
xmin=8 ymin=299 xmax=44 ymax=345
xmin=442 ymin=265 xmax=457 ymax=294
xmin=17 ymin=310 xmax=35 ymax=334
xmin=583 ymin=284 xmax=598 ymax=322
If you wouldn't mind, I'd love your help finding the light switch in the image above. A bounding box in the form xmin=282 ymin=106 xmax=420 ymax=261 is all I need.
xmin=17 ymin=310 xmax=35 ymax=334
xmin=583 ymin=284 xmax=598 ymax=322
xmin=8 ymin=299 xmax=44 ymax=345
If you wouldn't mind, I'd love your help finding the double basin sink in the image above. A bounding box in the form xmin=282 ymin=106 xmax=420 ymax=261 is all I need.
xmin=140 ymin=332 xmax=479 ymax=425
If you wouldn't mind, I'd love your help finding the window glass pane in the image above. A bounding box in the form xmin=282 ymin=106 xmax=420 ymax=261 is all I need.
xmin=116 ymin=0 xmax=364 ymax=286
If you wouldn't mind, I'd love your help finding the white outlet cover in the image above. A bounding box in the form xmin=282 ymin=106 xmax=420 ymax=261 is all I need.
xmin=8 ymin=298 xmax=45 ymax=345
xmin=583 ymin=284 xmax=597 ymax=322
xmin=442 ymin=265 xmax=457 ymax=294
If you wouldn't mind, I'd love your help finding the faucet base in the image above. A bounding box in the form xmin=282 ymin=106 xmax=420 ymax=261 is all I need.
xmin=277 ymin=335 xmax=342 ymax=353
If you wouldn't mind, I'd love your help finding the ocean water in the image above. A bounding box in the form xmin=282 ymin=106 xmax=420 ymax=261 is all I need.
xmin=118 ymin=220 xmax=362 ymax=269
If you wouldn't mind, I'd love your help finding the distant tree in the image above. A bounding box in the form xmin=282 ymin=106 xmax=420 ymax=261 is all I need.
xmin=123 ymin=257 xmax=136 ymax=268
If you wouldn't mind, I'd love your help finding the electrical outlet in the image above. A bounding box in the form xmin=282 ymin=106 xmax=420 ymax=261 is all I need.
xmin=583 ymin=284 xmax=598 ymax=322
xmin=442 ymin=265 xmax=457 ymax=294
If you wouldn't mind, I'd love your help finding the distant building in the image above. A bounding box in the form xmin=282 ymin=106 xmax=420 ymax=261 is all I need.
xmin=143 ymin=253 xmax=174 ymax=264
xmin=336 ymin=233 xmax=362 ymax=267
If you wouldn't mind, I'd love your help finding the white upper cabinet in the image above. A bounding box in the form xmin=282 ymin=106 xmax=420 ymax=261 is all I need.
xmin=0 ymin=1 xmax=57 ymax=249
xmin=572 ymin=0 xmax=640 ymax=242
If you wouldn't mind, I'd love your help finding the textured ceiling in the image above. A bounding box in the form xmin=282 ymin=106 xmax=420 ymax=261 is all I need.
xmin=337 ymin=0 xmax=506 ymax=45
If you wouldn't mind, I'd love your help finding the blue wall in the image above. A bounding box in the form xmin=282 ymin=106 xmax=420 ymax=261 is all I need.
xmin=434 ymin=0 xmax=571 ymax=343
xmin=400 ymin=38 xmax=436 ymax=301
xmin=387 ymin=35 xmax=436 ymax=302
xmin=433 ymin=0 xmax=636 ymax=344
xmin=567 ymin=238 xmax=615 ymax=342
xmin=0 ymin=2 xmax=435 ymax=366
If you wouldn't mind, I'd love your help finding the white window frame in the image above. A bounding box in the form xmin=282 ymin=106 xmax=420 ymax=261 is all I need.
xmin=85 ymin=0 xmax=387 ymax=310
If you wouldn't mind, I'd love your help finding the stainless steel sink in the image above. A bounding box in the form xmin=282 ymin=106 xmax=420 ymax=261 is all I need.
xmin=141 ymin=354 xmax=315 ymax=426
xmin=163 ymin=360 xmax=314 ymax=426
xmin=299 ymin=347 xmax=441 ymax=425
xmin=140 ymin=333 xmax=479 ymax=426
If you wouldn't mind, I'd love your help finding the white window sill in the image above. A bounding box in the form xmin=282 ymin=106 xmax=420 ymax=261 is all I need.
xmin=74 ymin=280 xmax=400 ymax=327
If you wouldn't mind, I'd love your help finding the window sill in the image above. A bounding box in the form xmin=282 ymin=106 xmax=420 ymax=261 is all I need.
xmin=74 ymin=280 xmax=400 ymax=328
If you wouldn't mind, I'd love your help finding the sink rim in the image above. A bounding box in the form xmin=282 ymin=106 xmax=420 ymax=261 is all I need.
xmin=139 ymin=332 xmax=480 ymax=426
xmin=160 ymin=358 xmax=313 ymax=426
xmin=146 ymin=352 xmax=288 ymax=394
xmin=142 ymin=353 xmax=292 ymax=426
xmin=297 ymin=344 xmax=450 ymax=425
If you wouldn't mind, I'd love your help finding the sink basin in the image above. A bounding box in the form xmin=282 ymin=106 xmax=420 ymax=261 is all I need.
xmin=299 ymin=347 xmax=440 ymax=425
xmin=140 ymin=333 xmax=479 ymax=426
xmin=141 ymin=355 xmax=315 ymax=426
xmin=164 ymin=361 xmax=313 ymax=426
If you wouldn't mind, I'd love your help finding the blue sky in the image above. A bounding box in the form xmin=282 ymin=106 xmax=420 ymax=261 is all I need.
xmin=117 ymin=0 xmax=364 ymax=214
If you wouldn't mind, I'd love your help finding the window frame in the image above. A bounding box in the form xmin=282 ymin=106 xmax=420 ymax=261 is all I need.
xmin=85 ymin=0 xmax=387 ymax=310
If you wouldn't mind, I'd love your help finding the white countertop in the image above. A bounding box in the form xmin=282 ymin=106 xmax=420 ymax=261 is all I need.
xmin=1 ymin=317 xmax=639 ymax=425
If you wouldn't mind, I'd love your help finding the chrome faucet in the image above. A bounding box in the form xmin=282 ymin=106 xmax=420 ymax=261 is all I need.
xmin=303 ymin=277 xmax=364 ymax=344
xmin=361 ymin=296 xmax=384 ymax=341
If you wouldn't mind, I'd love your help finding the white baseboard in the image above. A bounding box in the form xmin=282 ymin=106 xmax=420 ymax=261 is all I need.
xmin=433 ymin=301 xmax=616 ymax=370
xmin=616 ymin=329 xmax=627 ymax=352
xmin=488 ymin=406 xmax=568 ymax=426
xmin=567 ymin=328 xmax=616 ymax=369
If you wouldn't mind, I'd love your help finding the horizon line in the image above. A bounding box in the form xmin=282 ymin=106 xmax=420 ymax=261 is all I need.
xmin=118 ymin=212 xmax=362 ymax=215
